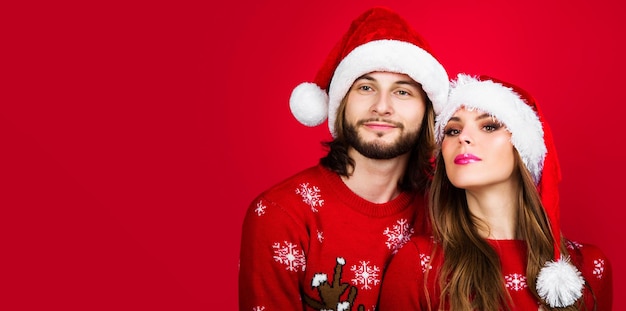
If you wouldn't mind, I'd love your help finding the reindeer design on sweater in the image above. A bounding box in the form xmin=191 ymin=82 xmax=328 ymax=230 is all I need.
xmin=303 ymin=257 xmax=365 ymax=311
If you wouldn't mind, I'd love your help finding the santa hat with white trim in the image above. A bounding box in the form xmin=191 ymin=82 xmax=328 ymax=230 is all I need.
xmin=435 ymin=73 xmax=585 ymax=308
xmin=289 ymin=6 xmax=449 ymax=137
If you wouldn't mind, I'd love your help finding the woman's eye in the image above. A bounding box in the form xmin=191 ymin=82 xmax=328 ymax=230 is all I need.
xmin=396 ymin=90 xmax=409 ymax=96
xmin=443 ymin=128 xmax=460 ymax=136
xmin=483 ymin=123 xmax=501 ymax=132
xmin=359 ymin=85 xmax=372 ymax=91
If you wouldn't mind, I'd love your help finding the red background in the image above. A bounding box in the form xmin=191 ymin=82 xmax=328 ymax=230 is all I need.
xmin=2 ymin=0 xmax=623 ymax=309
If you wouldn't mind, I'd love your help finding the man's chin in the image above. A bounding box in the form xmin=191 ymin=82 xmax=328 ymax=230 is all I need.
xmin=353 ymin=143 xmax=407 ymax=160
xmin=359 ymin=134 xmax=398 ymax=145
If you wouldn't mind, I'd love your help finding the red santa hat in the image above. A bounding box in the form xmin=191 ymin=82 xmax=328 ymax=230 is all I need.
xmin=289 ymin=6 xmax=449 ymax=137
xmin=436 ymin=73 xmax=585 ymax=308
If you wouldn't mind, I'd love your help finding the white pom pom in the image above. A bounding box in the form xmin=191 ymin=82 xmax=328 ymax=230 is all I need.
xmin=289 ymin=82 xmax=328 ymax=127
xmin=536 ymin=256 xmax=584 ymax=308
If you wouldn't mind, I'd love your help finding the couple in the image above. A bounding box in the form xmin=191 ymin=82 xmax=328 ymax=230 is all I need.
xmin=238 ymin=7 xmax=612 ymax=311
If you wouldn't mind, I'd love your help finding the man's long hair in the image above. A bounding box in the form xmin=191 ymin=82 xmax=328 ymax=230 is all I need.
xmin=427 ymin=150 xmax=589 ymax=311
xmin=319 ymin=95 xmax=435 ymax=194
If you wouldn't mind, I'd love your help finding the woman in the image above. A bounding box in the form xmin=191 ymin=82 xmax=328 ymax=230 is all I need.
xmin=378 ymin=74 xmax=612 ymax=310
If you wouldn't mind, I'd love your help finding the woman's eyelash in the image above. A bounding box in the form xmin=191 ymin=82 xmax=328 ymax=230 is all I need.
xmin=443 ymin=128 xmax=460 ymax=136
xmin=483 ymin=123 xmax=503 ymax=131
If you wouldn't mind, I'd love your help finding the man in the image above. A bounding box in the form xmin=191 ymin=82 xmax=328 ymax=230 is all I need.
xmin=239 ymin=7 xmax=448 ymax=311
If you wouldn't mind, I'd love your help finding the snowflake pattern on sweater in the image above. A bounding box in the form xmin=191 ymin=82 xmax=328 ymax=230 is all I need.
xmin=239 ymin=165 xmax=430 ymax=311
xmin=379 ymin=235 xmax=613 ymax=310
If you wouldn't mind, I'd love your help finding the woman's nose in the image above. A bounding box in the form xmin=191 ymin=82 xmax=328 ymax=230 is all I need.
xmin=459 ymin=133 xmax=472 ymax=145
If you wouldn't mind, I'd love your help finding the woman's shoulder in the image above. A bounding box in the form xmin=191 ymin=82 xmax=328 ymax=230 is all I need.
xmin=566 ymin=239 xmax=611 ymax=281
xmin=566 ymin=240 xmax=609 ymax=261
xmin=566 ymin=239 xmax=613 ymax=307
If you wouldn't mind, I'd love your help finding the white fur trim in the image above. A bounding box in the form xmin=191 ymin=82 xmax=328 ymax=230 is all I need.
xmin=435 ymin=74 xmax=547 ymax=183
xmin=327 ymin=39 xmax=449 ymax=137
xmin=290 ymin=82 xmax=329 ymax=127
xmin=536 ymin=256 xmax=585 ymax=308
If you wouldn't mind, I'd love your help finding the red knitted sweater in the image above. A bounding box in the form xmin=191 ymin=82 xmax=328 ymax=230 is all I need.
xmin=379 ymin=235 xmax=613 ymax=310
xmin=239 ymin=164 xmax=429 ymax=310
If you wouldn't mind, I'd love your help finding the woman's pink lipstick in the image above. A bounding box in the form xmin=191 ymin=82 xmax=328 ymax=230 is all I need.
xmin=454 ymin=153 xmax=481 ymax=165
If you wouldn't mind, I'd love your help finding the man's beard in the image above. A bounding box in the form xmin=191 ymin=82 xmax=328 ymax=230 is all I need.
xmin=344 ymin=119 xmax=419 ymax=160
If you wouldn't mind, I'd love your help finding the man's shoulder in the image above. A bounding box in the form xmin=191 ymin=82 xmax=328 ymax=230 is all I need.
xmin=247 ymin=164 xmax=336 ymax=216
xmin=264 ymin=164 xmax=326 ymax=190
xmin=254 ymin=164 xmax=335 ymax=202
xmin=406 ymin=234 xmax=437 ymax=252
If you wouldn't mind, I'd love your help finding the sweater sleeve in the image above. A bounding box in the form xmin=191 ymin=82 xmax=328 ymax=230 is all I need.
xmin=378 ymin=237 xmax=427 ymax=310
xmin=238 ymin=194 xmax=310 ymax=311
xmin=572 ymin=242 xmax=613 ymax=310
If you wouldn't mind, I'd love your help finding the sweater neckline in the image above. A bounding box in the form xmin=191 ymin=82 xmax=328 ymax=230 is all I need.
xmin=486 ymin=239 xmax=527 ymax=252
xmin=318 ymin=165 xmax=416 ymax=217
